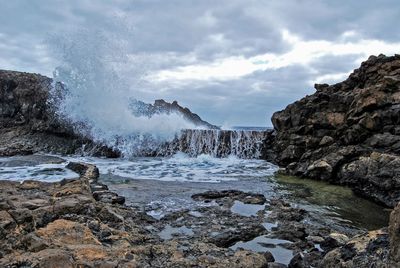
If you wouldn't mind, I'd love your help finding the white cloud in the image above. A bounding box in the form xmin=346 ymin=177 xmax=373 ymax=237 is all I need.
xmin=149 ymin=29 xmax=400 ymax=86
xmin=313 ymin=72 xmax=349 ymax=85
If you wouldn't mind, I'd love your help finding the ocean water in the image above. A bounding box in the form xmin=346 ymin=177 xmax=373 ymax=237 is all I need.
xmin=66 ymin=152 xmax=277 ymax=183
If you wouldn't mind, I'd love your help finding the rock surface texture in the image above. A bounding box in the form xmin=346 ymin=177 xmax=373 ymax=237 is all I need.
xmin=271 ymin=54 xmax=400 ymax=207
xmin=0 ymin=163 xmax=280 ymax=267
xmin=131 ymin=99 xmax=219 ymax=129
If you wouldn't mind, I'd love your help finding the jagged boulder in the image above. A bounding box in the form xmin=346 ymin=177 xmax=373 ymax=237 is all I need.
xmin=131 ymin=99 xmax=219 ymax=129
xmin=271 ymin=54 xmax=400 ymax=207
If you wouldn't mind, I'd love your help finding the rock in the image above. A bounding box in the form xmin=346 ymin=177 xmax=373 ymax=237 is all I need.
xmin=320 ymin=229 xmax=392 ymax=267
xmin=321 ymin=233 xmax=349 ymax=251
xmin=305 ymin=160 xmax=333 ymax=181
xmin=192 ymin=190 xmax=266 ymax=205
xmin=211 ymin=224 xmax=266 ymax=247
xmin=131 ymin=99 xmax=219 ymax=129
xmin=264 ymin=251 xmax=275 ymax=262
xmin=66 ymin=162 xmax=99 ymax=182
xmin=319 ymin=135 xmax=334 ymax=146
xmin=288 ymin=253 xmax=305 ymax=268
xmin=36 ymin=219 xmax=101 ymax=246
xmin=0 ymin=248 xmax=75 ymax=268
xmin=338 ymin=152 xmax=400 ymax=207
xmin=0 ymin=70 xmax=120 ymax=157
xmin=389 ymin=202 xmax=400 ymax=262
xmin=0 ymin=161 xmax=371 ymax=267
xmin=8 ymin=208 xmax=33 ymax=224
xmin=270 ymin=54 xmax=400 ymax=207
xmin=93 ymin=190 xmax=126 ymax=205
xmin=0 ymin=210 xmax=15 ymax=229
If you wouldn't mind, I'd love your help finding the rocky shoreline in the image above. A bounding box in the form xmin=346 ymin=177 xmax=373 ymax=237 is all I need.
xmin=270 ymin=54 xmax=400 ymax=208
xmin=1 ymin=160 xmax=398 ymax=267
xmin=0 ymin=54 xmax=399 ymax=267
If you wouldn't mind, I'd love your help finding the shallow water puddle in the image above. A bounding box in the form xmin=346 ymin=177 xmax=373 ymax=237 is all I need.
xmin=230 ymin=236 xmax=293 ymax=265
xmin=263 ymin=221 xmax=278 ymax=231
xmin=147 ymin=210 xmax=165 ymax=220
xmin=230 ymin=200 xmax=265 ymax=217
xmin=158 ymin=224 xmax=194 ymax=240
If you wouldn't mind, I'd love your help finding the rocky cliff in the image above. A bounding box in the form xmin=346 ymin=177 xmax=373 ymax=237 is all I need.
xmin=0 ymin=70 xmax=216 ymax=157
xmin=0 ymin=70 xmax=118 ymax=157
xmin=271 ymin=54 xmax=400 ymax=207
xmin=131 ymin=99 xmax=219 ymax=129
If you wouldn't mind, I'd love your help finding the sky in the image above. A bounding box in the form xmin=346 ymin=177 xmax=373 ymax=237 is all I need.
xmin=1 ymin=1 xmax=400 ymax=127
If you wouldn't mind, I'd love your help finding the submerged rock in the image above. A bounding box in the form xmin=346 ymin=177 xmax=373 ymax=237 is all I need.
xmin=192 ymin=189 xmax=267 ymax=205
xmin=270 ymin=54 xmax=400 ymax=207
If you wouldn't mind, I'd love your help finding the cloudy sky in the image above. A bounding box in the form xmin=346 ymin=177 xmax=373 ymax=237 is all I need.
xmin=1 ymin=1 xmax=400 ymax=127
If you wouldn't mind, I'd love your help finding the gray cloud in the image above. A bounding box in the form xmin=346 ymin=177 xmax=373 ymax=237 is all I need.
xmin=0 ymin=0 xmax=399 ymax=126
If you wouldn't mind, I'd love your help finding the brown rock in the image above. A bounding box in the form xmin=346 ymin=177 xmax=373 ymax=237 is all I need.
xmin=36 ymin=219 xmax=101 ymax=246
xmin=271 ymin=54 xmax=400 ymax=207
xmin=0 ymin=210 xmax=15 ymax=229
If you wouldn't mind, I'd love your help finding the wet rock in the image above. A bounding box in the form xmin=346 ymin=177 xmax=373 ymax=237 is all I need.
xmin=0 ymin=70 xmax=219 ymax=157
xmin=321 ymin=233 xmax=349 ymax=251
xmin=338 ymin=152 xmax=400 ymax=207
xmin=0 ymin=70 xmax=120 ymax=157
xmin=93 ymin=190 xmax=126 ymax=205
xmin=264 ymin=251 xmax=275 ymax=262
xmin=211 ymin=224 xmax=266 ymax=247
xmin=389 ymin=202 xmax=400 ymax=262
xmin=8 ymin=208 xmax=33 ymax=224
xmin=274 ymin=222 xmax=307 ymax=241
xmin=192 ymin=190 xmax=266 ymax=205
xmin=288 ymin=253 xmax=305 ymax=268
xmin=271 ymin=54 xmax=400 ymax=207
xmin=66 ymin=161 xmax=99 ymax=182
xmin=320 ymin=229 xmax=392 ymax=267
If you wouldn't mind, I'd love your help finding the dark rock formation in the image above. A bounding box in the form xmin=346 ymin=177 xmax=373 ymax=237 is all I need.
xmin=319 ymin=229 xmax=392 ymax=267
xmin=192 ymin=190 xmax=267 ymax=204
xmin=318 ymin=201 xmax=400 ymax=267
xmin=131 ymin=99 xmax=219 ymax=129
xmin=271 ymin=54 xmax=400 ymax=207
xmin=389 ymin=201 xmax=400 ymax=263
xmin=0 ymin=70 xmax=119 ymax=157
xmin=0 ymin=70 xmax=217 ymax=157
